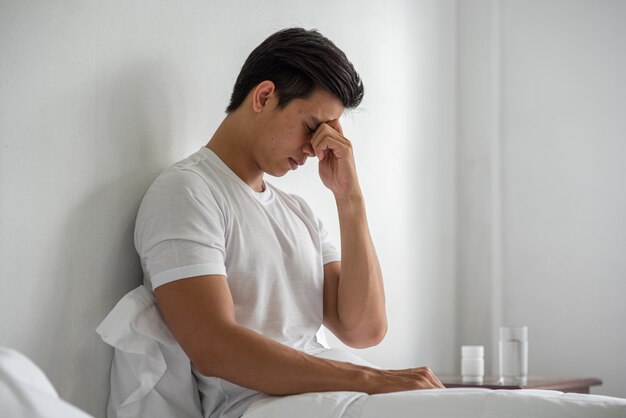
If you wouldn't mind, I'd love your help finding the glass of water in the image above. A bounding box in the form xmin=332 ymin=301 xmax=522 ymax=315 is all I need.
xmin=499 ymin=326 xmax=528 ymax=384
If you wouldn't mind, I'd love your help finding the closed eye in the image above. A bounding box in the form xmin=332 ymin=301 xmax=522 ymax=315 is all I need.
xmin=305 ymin=124 xmax=315 ymax=134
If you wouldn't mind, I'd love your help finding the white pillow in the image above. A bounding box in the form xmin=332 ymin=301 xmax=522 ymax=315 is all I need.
xmin=96 ymin=285 xmax=203 ymax=418
xmin=0 ymin=346 xmax=94 ymax=418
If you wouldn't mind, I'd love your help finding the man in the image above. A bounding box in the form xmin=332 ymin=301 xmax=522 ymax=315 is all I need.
xmin=134 ymin=27 xmax=443 ymax=417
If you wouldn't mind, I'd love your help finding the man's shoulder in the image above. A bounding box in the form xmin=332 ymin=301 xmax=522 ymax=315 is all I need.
xmin=149 ymin=149 xmax=223 ymax=193
xmin=136 ymin=156 xmax=229 ymax=232
xmin=138 ymin=151 xmax=230 ymax=216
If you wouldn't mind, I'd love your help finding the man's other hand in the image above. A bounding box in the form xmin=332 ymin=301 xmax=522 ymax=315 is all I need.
xmin=364 ymin=366 xmax=446 ymax=394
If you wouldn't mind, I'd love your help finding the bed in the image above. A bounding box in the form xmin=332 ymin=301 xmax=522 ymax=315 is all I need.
xmin=91 ymin=285 xmax=626 ymax=418
xmin=4 ymin=339 xmax=625 ymax=418
xmin=242 ymin=387 xmax=626 ymax=418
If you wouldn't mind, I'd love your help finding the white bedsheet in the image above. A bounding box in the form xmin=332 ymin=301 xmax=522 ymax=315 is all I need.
xmin=243 ymin=349 xmax=626 ymax=418
xmin=243 ymin=387 xmax=626 ymax=418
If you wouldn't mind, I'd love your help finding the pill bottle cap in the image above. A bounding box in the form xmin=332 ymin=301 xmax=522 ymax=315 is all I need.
xmin=461 ymin=345 xmax=484 ymax=357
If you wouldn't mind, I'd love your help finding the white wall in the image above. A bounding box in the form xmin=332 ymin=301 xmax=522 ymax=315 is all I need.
xmin=273 ymin=0 xmax=458 ymax=373
xmin=0 ymin=1 xmax=456 ymax=416
xmin=457 ymin=0 xmax=626 ymax=397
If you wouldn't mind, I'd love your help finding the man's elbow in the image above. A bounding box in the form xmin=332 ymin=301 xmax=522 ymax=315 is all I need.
xmin=193 ymin=360 xmax=213 ymax=377
xmin=344 ymin=322 xmax=388 ymax=349
xmin=187 ymin=347 xmax=219 ymax=377
xmin=184 ymin=327 xmax=238 ymax=378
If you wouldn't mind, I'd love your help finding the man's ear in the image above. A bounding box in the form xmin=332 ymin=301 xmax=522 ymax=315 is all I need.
xmin=251 ymin=80 xmax=276 ymax=113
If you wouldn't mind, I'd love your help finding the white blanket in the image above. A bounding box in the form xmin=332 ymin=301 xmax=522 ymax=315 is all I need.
xmin=243 ymin=387 xmax=626 ymax=418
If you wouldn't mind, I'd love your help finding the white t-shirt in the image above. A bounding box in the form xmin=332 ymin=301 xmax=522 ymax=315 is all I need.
xmin=134 ymin=146 xmax=341 ymax=417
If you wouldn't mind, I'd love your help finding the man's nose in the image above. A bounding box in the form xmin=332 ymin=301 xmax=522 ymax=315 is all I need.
xmin=303 ymin=143 xmax=315 ymax=156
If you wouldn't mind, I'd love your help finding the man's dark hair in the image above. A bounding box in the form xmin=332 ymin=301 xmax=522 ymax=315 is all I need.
xmin=226 ymin=28 xmax=364 ymax=113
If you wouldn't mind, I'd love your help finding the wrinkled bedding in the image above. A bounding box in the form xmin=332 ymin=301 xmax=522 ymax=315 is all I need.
xmin=243 ymin=387 xmax=626 ymax=418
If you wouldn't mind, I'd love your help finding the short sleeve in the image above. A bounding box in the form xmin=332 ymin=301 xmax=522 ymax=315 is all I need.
xmin=134 ymin=169 xmax=228 ymax=290
xmin=318 ymin=218 xmax=341 ymax=266
xmin=287 ymin=193 xmax=341 ymax=266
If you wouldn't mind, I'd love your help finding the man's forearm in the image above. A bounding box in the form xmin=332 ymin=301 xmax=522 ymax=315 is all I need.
xmin=196 ymin=321 xmax=378 ymax=395
xmin=195 ymin=320 xmax=444 ymax=396
xmin=334 ymin=194 xmax=387 ymax=343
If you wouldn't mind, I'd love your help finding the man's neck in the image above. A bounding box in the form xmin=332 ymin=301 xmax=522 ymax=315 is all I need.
xmin=205 ymin=114 xmax=265 ymax=193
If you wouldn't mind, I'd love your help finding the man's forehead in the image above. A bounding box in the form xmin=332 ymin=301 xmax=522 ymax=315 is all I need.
xmin=299 ymin=91 xmax=345 ymax=123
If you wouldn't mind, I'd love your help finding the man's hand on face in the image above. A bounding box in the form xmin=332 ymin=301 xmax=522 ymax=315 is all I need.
xmin=311 ymin=119 xmax=362 ymax=200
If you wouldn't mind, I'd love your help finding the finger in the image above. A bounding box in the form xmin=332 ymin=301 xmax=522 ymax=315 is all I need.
xmin=393 ymin=369 xmax=431 ymax=388
xmin=311 ymin=127 xmax=351 ymax=161
xmin=424 ymin=370 xmax=445 ymax=389
xmin=313 ymin=137 xmax=351 ymax=162
xmin=422 ymin=372 xmax=444 ymax=389
xmin=406 ymin=367 xmax=444 ymax=389
xmin=326 ymin=118 xmax=344 ymax=135
xmin=311 ymin=123 xmax=349 ymax=151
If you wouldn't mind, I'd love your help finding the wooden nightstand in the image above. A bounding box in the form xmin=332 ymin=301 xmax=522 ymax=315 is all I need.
xmin=437 ymin=375 xmax=602 ymax=394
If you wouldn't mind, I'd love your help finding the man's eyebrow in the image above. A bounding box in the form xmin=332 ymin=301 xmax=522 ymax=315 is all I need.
xmin=308 ymin=116 xmax=324 ymax=127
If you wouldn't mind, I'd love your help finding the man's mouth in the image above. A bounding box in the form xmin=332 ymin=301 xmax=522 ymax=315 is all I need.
xmin=289 ymin=158 xmax=299 ymax=170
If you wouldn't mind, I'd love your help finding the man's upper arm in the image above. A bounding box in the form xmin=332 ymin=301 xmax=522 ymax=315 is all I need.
xmin=154 ymin=275 xmax=234 ymax=375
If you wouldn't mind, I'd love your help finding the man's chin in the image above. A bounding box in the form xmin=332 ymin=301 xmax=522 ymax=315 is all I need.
xmin=264 ymin=169 xmax=288 ymax=178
